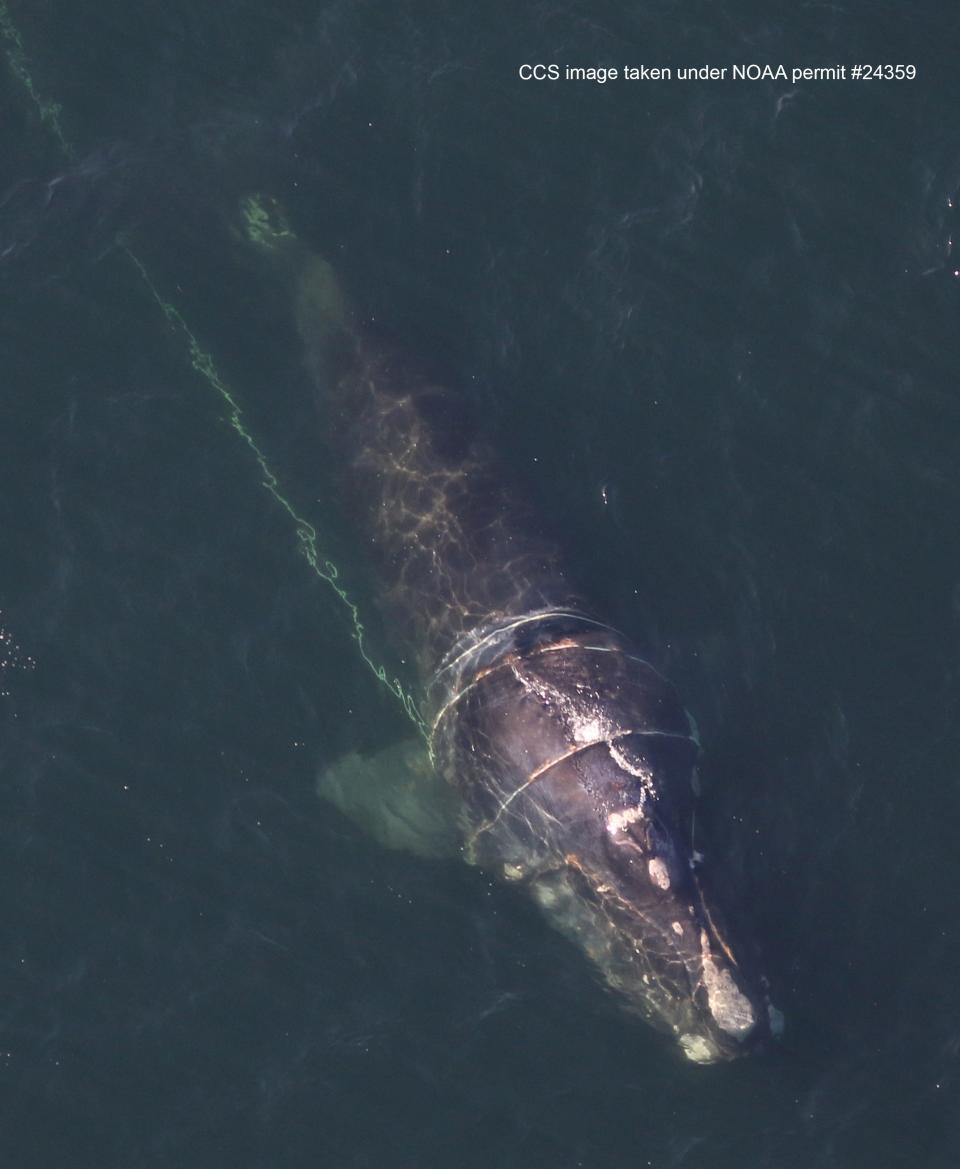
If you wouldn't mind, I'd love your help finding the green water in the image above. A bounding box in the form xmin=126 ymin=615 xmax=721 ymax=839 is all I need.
xmin=2 ymin=2 xmax=959 ymax=1166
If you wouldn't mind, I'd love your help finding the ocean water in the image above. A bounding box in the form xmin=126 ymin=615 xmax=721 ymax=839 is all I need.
xmin=2 ymin=2 xmax=960 ymax=1166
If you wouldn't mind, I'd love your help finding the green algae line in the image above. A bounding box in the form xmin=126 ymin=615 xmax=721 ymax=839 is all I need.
xmin=0 ymin=3 xmax=427 ymax=737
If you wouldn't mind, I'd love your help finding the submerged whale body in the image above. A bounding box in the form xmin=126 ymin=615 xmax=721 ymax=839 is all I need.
xmin=243 ymin=197 xmax=780 ymax=1063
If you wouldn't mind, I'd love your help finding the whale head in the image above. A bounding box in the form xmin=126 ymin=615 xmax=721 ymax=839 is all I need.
xmin=432 ymin=612 xmax=781 ymax=1063
xmin=521 ymin=731 xmax=781 ymax=1063
xmin=596 ymin=770 xmax=779 ymax=1062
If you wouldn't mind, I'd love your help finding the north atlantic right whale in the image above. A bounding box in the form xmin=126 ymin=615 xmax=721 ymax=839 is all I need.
xmin=242 ymin=197 xmax=781 ymax=1064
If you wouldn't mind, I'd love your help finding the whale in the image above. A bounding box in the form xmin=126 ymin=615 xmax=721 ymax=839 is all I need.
xmin=242 ymin=197 xmax=781 ymax=1063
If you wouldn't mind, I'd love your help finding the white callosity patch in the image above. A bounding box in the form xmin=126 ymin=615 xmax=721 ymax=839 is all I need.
xmin=699 ymin=930 xmax=756 ymax=1037
xmin=572 ymin=716 xmax=605 ymax=745
xmin=605 ymin=804 xmax=645 ymax=835
xmin=647 ymin=857 xmax=671 ymax=889
xmin=607 ymin=739 xmax=654 ymax=785
xmin=605 ymin=742 xmax=656 ymax=839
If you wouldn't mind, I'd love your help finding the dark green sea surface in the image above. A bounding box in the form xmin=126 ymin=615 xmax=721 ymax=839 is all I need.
xmin=2 ymin=2 xmax=960 ymax=1166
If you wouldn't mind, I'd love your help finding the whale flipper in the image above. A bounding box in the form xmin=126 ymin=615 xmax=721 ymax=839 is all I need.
xmin=317 ymin=739 xmax=462 ymax=859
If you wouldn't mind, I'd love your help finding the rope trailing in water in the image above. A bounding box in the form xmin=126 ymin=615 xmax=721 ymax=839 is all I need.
xmin=0 ymin=2 xmax=428 ymax=737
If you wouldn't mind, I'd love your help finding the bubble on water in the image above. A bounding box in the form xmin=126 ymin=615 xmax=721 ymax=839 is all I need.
xmin=0 ymin=614 xmax=35 ymax=696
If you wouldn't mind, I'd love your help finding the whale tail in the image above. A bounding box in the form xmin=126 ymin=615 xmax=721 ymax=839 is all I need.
xmin=237 ymin=193 xmax=357 ymax=383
